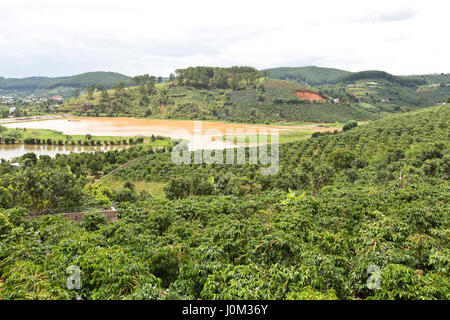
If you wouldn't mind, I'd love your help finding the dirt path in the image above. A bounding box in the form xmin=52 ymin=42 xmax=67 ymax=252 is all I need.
xmin=95 ymin=157 xmax=143 ymax=184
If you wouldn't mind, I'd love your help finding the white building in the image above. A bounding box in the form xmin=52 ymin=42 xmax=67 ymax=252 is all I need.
xmin=1 ymin=96 xmax=14 ymax=104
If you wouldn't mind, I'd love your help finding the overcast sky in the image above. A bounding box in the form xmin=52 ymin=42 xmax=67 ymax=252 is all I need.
xmin=0 ymin=0 xmax=448 ymax=78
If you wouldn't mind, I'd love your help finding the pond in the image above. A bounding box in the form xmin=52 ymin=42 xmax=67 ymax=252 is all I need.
xmin=0 ymin=116 xmax=329 ymax=160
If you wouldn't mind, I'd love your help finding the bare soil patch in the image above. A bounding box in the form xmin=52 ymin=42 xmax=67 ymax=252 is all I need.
xmin=293 ymin=91 xmax=327 ymax=101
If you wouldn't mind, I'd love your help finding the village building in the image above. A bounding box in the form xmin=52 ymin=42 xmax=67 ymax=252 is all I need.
xmin=49 ymin=95 xmax=63 ymax=102
xmin=1 ymin=96 xmax=14 ymax=104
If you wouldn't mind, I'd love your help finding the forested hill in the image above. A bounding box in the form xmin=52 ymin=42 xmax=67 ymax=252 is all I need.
xmin=337 ymin=70 xmax=426 ymax=87
xmin=0 ymin=71 xmax=130 ymax=91
xmin=264 ymin=66 xmax=351 ymax=84
xmin=62 ymin=69 xmax=381 ymax=123
xmin=60 ymin=66 xmax=450 ymax=124
xmin=265 ymin=66 xmax=450 ymax=87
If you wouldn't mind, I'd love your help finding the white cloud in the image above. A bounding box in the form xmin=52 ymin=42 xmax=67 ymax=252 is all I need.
xmin=0 ymin=0 xmax=449 ymax=77
xmin=0 ymin=33 xmax=7 ymax=46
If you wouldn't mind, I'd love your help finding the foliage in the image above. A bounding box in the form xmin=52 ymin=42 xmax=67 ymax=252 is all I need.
xmin=338 ymin=70 xmax=426 ymax=87
xmin=0 ymin=72 xmax=130 ymax=91
xmin=81 ymin=211 xmax=107 ymax=231
xmin=264 ymin=66 xmax=351 ymax=85
xmin=0 ymin=105 xmax=448 ymax=300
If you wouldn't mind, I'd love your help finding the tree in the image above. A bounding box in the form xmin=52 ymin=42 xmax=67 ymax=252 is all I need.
xmin=212 ymin=68 xmax=228 ymax=88
xmin=113 ymin=81 xmax=126 ymax=97
xmin=81 ymin=211 xmax=107 ymax=231
xmin=342 ymin=121 xmax=358 ymax=131
xmin=85 ymin=85 xmax=95 ymax=99
xmin=100 ymin=90 xmax=110 ymax=104
xmin=97 ymin=84 xmax=105 ymax=92
xmin=131 ymin=74 xmax=151 ymax=86
xmin=328 ymin=148 xmax=355 ymax=170
xmin=1 ymin=167 xmax=83 ymax=214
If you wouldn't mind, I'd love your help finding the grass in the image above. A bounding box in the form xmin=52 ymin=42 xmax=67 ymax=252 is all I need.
xmin=101 ymin=176 xmax=166 ymax=196
xmin=221 ymin=130 xmax=314 ymax=144
xmin=267 ymin=121 xmax=345 ymax=127
xmin=347 ymin=87 xmax=377 ymax=97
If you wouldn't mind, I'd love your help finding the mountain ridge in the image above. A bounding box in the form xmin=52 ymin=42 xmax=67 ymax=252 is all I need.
xmin=0 ymin=71 xmax=131 ymax=91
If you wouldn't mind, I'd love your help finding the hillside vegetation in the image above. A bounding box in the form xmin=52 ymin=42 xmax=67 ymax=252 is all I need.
xmin=0 ymin=72 xmax=131 ymax=97
xmin=61 ymin=67 xmax=381 ymax=123
xmin=52 ymin=66 xmax=449 ymax=124
xmin=417 ymin=73 xmax=450 ymax=84
xmin=4 ymin=66 xmax=449 ymax=123
xmin=0 ymin=72 xmax=130 ymax=90
xmin=0 ymin=104 xmax=448 ymax=300
xmin=338 ymin=70 xmax=426 ymax=87
xmin=264 ymin=66 xmax=351 ymax=84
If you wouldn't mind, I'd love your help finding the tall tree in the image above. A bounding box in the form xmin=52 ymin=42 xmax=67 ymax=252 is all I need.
xmin=85 ymin=85 xmax=95 ymax=99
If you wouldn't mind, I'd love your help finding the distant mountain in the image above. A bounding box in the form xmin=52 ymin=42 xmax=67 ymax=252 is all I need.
xmin=0 ymin=71 xmax=131 ymax=91
xmin=337 ymin=70 xmax=426 ymax=87
xmin=407 ymin=73 xmax=450 ymax=85
xmin=263 ymin=66 xmax=352 ymax=84
xmin=264 ymin=66 xmax=450 ymax=87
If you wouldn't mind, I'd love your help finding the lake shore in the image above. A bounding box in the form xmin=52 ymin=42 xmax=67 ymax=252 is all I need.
xmin=0 ymin=114 xmax=75 ymax=124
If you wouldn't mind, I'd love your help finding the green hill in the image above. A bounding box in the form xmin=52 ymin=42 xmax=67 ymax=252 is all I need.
xmin=330 ymin=71 xmax=450 ymax=111
xmin=264 ymin=66 xmax=352 ymax=84
xmin=60 ymin=66 xmax=450 ymax=123
xmin=62 ymin=69 xmax=380 ymax=123
xmin=338 ymin=70 xmax=426 ymax=87
xmin=0 ymin=71 xmax=131 ymax=96
xmin=5 ymin=66 xmax=448 ymax=122
xmin=409 ymin=73 xmax=450 ymax=85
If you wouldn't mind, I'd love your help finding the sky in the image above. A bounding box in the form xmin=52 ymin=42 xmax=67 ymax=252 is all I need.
xmin=0 ymin=0 xmax=449 ymax=78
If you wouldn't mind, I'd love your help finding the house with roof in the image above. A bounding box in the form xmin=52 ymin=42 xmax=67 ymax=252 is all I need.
xmin=49 ymin=95 xmax=63 ymax=102
xmin=1 ymin=96 xmax=14 ymax=104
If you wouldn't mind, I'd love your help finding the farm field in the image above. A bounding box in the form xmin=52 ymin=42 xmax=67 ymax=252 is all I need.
xmin=1 ymin=0 xmax=450 ymax=308
xmin=1 ymin=104 xmax=448 ymax=300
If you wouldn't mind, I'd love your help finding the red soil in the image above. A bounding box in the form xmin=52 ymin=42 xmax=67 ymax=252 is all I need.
xmin=293 ymin=91 xmax=327 ymax=101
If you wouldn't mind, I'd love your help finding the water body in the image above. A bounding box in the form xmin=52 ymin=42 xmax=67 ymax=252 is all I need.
xmin=1 ymin=117 xmax=331 ymax=160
